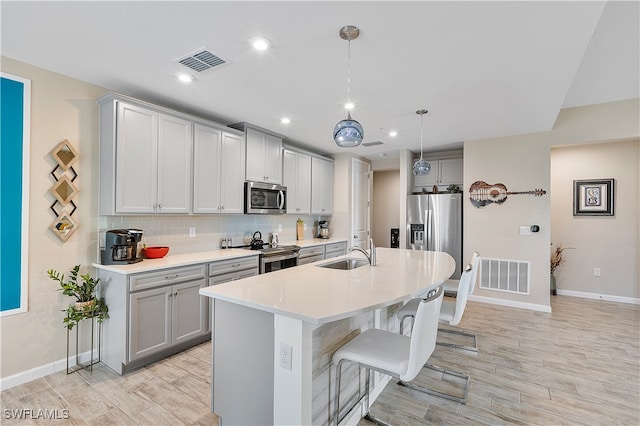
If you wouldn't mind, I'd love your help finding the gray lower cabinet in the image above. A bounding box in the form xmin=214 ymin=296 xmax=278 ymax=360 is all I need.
xmin=298 ymin=246 xmax=325 ymax=265
xmin=129 ymin=278 xmax=207 ymax=362
xmin=324 ymin=241 xmax=347 ymax=259
xmin=99 ymin=264 xmax=209 ymax=374
xmin=208 ymin=256 xmax=259 ymax=285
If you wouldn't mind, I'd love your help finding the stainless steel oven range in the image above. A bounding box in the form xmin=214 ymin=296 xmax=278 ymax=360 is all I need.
xmin=254 ymin=245 xmax=300 ymax=274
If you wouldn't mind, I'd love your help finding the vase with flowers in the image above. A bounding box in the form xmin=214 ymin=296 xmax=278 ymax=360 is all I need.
xmin=550 ymin=244 xmax=573 ymax=296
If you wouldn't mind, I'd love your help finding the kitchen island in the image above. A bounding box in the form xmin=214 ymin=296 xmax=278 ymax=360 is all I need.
xmin=199 ymin=247 xmax=455 ymax=425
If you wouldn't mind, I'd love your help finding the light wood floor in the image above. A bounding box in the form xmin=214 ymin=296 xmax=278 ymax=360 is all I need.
xmin=1 ymin=296 xmax=638 ymax=425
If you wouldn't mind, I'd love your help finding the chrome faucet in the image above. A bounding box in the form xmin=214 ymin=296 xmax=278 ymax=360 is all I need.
xmin=350 ymin=239 xmax=376 ymax=266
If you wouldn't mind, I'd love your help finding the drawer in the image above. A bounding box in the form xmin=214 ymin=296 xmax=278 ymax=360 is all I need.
xmin=298 ymin=254 xmax=325 ymax=265
xmin=236 ymin=268 xmax=259 ymax=280
xmin=207 ymin=266 xmax=258 ymax=286
xmin=129 ymin=264 xmax=206 ymax=292
xmin=298 ymin=245 xmax=325 ymax=258
xmin=209 ymin=256 xmax=259 ymax=277
xmin=208 ymin=272 xmax=236 ymax=286
xmin=325 ymin=241 xmax=347 ymax=255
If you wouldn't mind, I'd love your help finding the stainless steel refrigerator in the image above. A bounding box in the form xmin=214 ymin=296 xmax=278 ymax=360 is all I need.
xmin=407 ymin=193 xmax=462 ymax=278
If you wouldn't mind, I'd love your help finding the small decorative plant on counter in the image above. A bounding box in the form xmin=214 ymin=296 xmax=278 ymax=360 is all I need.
xmin=47 ymin=265 xmax=109 ymax=330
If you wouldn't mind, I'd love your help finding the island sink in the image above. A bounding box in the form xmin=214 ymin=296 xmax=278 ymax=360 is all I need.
xmin=317 ymin=258 xmax=369 ymax=270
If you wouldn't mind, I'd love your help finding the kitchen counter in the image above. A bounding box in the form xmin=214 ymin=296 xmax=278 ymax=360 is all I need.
xmin=92 ymin=248 xmax=258 ymax=274
xmin=200 ymin=247 xmax=453 ymax=324
xmin=92 ymin=238 xmax=346 ymax=274
xmin=200 ymin=247 xmax=455 ymax=425
xmin=285 ymin=237 xmax=347 ymax=248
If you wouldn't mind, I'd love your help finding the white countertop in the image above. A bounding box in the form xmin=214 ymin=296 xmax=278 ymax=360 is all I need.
xmin=285 ymin=237 xmax=347 ymax=248
xmin=92 ymin=238 xmax=347 ymax=275
xmin=92 ymin=249 xmax=259 ymax=274
xmin=200 ymin=247 xmax=455 ymax=324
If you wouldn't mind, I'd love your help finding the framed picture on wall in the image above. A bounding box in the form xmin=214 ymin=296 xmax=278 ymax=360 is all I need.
xmin=573 ymin=179 xmax=615 ymax=216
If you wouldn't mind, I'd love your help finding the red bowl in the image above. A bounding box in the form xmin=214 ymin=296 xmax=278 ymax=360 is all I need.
xmin=143 ymin=246 xmax=170 ymax=259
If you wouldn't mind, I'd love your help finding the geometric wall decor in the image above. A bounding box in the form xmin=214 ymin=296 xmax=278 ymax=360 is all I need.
xmin=51 ymin=139 xmax=79 ymax=170
xmin=49 ymin=139 xmax=79 ymax=242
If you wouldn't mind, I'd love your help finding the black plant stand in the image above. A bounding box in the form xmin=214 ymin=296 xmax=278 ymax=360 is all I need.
xmin=66 ymin=309 xmax=102 ymax=374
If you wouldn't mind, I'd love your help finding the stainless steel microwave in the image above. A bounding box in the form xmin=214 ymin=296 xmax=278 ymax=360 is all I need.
xmin=245 ymin=181 xmax=287 ymax=214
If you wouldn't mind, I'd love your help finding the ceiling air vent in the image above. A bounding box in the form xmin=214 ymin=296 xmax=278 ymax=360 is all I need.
xmin=175 ymin=48 xmax=228 ymax=73
xmin=362 ymin=141 xmax=384 ymax=147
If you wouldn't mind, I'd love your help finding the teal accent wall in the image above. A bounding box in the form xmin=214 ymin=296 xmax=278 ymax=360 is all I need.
xmin=1 ymin=76 xmax=25 ymax=312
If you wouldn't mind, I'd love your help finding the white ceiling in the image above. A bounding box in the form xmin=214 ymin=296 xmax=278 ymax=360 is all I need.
xmin=2 ymin=1 xmax=638 ymax=160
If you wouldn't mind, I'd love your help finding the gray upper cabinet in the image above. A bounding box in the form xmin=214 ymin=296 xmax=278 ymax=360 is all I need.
xmin=311 ymin=157 xmax=334 ymax=215
xmin=283 ymin=149 xmax=311 ymax=214
xmin=245 ymin=127 xmax=282 ymax=184
xmin=193 ymin=124 xmax=244 ymax=214
xmin=413 ymin=157 xmax=463 ymax=190
xmin=99 ymin=94 xmax=193 ymax=214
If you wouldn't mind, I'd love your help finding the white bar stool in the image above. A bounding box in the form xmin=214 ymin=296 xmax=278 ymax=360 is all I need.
xmin=332 ymin=285 xmax=443 ymax=425
xmin=443 ymin=251 xmax=480 ymax=297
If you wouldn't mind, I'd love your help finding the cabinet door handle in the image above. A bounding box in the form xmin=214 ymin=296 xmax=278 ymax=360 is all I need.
xmin=232 ymin=263 xmax=241 ymax=268
xmin=165 ymin=274 xmax=178 ymax=280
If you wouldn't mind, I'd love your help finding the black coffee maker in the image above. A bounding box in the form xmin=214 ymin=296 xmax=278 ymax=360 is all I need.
xmin=102 ymin=229 xmax=144 ymax=265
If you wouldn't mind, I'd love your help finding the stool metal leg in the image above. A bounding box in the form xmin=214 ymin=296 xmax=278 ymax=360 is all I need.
xmin=436 ymin=327 xmax=478 ymax=352
xmin=398 ymin=363 xmax=470 ymax=404
xmin=334 ymin=362 xmax=392 ymax=426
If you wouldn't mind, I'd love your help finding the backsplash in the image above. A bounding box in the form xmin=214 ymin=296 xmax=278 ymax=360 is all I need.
xmin=99 ymin=214 xmax=334 ymax=256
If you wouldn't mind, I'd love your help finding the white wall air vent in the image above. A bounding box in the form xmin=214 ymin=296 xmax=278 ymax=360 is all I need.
xmin=362 ymin=141 xmax=384 ymax=147
xmin=175 ymin=49 xmax=229 ymax=73
xmin=479 ymin=257 xmax=530 ymax=295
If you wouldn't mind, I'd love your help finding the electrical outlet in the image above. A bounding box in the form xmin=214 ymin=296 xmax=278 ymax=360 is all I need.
xmin=189 ymin=227 xmax=196 ymax=238
xmin=278 ymin=224 xmax=283 ymax=232
xmin=279 ymin=343 xmax=292 ymax=371
xmin=594 ymin=268 xmax=601 ymax=277
xmin=303 ymin=223 xmax=307 ymax=231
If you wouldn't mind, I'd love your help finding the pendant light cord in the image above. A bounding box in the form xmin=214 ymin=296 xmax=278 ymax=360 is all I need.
xmin=347 ymin=39 xmax=351 ymax=106
xmin=419 ymin=111 xmax=424 ymax=161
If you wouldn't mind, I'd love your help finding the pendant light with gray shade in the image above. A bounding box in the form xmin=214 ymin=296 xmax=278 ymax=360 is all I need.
xmin=413 ymin=109 xmax=431 ymax=176
xmin=333 ymin=25 xmax=364 ymax=147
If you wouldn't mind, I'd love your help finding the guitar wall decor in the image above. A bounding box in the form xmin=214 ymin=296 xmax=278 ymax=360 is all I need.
xmin=469 ymin=181 xmax=546 ymax=208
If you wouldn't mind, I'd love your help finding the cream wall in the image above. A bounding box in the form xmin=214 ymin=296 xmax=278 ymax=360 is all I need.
xmin=371 ymin=170 xmax=400 ymax=248
xmin=551 ymin=140 xmax=639 ymax=300
xmin=464 ymin=99 xmax=640 ymax=311
xmin=0 ymin=57 xmax=109 ymax=382
xmin=464 ymin=133 xmax=552 ymax=309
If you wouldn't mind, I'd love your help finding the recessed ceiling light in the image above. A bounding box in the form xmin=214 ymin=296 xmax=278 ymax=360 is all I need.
xmin=344 ymin=102 xmax=354 ymax=110
xmin=388 ymin=131 xmax=398 ymax=137
xmin=177 ymin=73 xmax=193 ymax=83
xmin=251 ymin=37 xmax=271 ymax=51
xmin=281 ymin=117 xmax=291 ymax=124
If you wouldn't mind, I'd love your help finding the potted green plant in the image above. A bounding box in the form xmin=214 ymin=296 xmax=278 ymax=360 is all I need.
xmin=47 ymin=265 xmax=109 ymax=330
xmin=550 ymin=244 xmax=573 ymax=296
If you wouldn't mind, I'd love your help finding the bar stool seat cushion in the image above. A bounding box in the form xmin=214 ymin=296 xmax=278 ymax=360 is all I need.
xmin=333 ymin=329 xmax=411 ymax=380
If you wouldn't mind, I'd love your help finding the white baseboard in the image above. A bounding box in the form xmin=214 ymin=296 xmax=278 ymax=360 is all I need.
xmin=468 ymin=295 xmax=552 ymax=313
xmin=0 ymin=349 xmax=97 ymax=391
xmin=556 ymin=289 xmax=640 ymax=305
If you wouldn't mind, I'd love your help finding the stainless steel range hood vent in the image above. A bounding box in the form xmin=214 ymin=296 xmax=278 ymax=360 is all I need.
xmin=175 ymin=48 xmax=229 ymax=73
